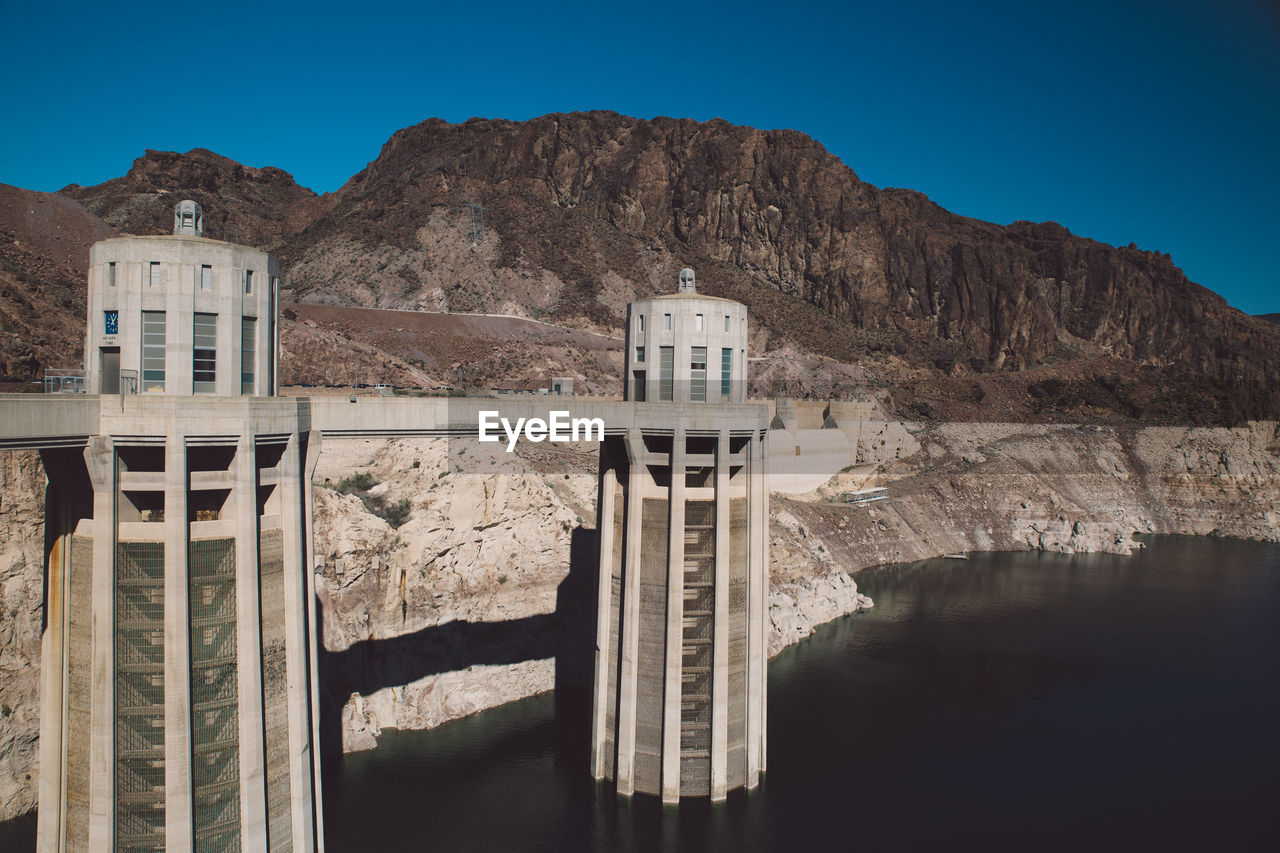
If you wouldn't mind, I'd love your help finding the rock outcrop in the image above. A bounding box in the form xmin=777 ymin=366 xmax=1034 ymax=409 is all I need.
xmin=0 ymin=184 xmax=116 ymax=380
xmin=0 ymin=451 xmax=49 ymax=822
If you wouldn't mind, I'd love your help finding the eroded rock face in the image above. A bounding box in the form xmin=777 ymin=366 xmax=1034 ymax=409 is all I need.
xmin=0 ymin=421 xmax=1278 ymax=821
xmin=0 ymin=451 xmax=47 ymax=821
xmin=289 ymin=114 xmax=1280 ymax=409
xmin=0 ymin=184 xmax=117 ymax=381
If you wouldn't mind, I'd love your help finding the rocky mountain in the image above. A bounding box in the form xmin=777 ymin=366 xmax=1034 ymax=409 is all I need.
xmin=0 ymin=185 xmax=116 ymax=380
xmin=1260 ymin=313 xmax=1280 ymax=325
xmin=61 ymin=148 xmax=319 ymax=249
xmin=4 ymin=112 xmax=1277 ymax=422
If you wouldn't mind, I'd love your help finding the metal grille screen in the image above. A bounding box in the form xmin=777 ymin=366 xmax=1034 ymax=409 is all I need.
xmin=141 ymin=311 xmax=166 ymax=391
xmin=241 ymin=317 xmax=256 ymax=395
xmin=193 ymin=313 xmax=217 ymax=393
xmin=658 ymin=347 xmax=674 ymax=401
xmin=189 ymin=538 xmax=242 ymax=853
xmin=727 ymin=499 xmax=748 ymax=788
xmin=680 ymin=500 xmax=714 ymax=795
xmin=116 ymin=541 xmax=166 ymax=851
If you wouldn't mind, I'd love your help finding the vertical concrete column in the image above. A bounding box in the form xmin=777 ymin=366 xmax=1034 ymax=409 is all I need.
xmin=614 ymin=429 xmax=645 ymax=795
xmin=745 ymin=430 xmax=765 ymax=788
xmin=302 ymin=430 xmax=325 ymax=853
xmin=589 ymin=452 xmax=618 ymax=779
xmin=216 ymin=292 xmax=237 ymax=397
xmin=165 ymin=438 xmax=194 ymax=852
xmin=661 ymin=425 xmax=687 ymax=803
xmin=84 ymin=437 xmax=116 ymax=851
xmin=278 ymin=431 xmax=317 ymax=852
xmin=270 ymin=281 xmax=280 ymax=396
xmin=233 ymin=433 xmax=268 ymax=850
xmin=710 ymin=430 xmax=730 ymax=800
xmin=167 ymin=266 xmax=191 ymax=395
xmin=36 ymin=451 xmax=88 ymax=851
xmin=36 ymin=457 xmax=70 ymax=852
xmin=757 ymin=431 xmax=769 ymax=775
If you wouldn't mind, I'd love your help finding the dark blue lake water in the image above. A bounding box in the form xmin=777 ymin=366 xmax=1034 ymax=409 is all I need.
xmin=4 ymin=535 xmax=1278 ymax=851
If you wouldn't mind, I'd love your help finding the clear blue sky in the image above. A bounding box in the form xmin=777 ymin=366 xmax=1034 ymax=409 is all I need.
xmin=3 ymin=0 xmax=1277 ymax=314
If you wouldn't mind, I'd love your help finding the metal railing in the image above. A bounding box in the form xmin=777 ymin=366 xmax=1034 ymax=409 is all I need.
xmin=44 ymin=368 xmax=87 ymax=394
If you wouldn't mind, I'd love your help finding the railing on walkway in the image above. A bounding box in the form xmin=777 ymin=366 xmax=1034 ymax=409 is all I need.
xmin=44 ymin=368 xmax=86 ymax=394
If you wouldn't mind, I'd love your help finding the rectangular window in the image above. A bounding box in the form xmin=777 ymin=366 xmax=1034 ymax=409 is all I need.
xmin=724 ymin=315 xmax=730 ymax=332
xmin=108 ymin=262 xmax=116 ymax=287
xmin=636 ymin=346 xmax=645 ymax=364
xmin=148 ymin=262 xmax=163 ymax=288
xmin=633 ymin=370 xmax=646 ymax=402
xmin=664 ymin=313 xmax=672 ymax=330
xmin=690 ymin=346 xmax=707 ymax=402
xmin=244 ymin=270 xmax=254 ymax=294
xmin=200 ymin=265 xmax=212 ymax=291
xmin=193 ymin=313 xmax=216 ymax=393
xmin=695 ymin=314 xmax=704 ymax=331
xmin=638 ymin=315 xmax=645 ymax=332
xmin=141 ymin=311 xmax=165 ymax=391
xmin=241 ymin=317 xmax=256 ymax=395
xmin=659 ymin=346 xmax=674 ymax=401
xmin=721 ymin=348 xmax=732 ymax=399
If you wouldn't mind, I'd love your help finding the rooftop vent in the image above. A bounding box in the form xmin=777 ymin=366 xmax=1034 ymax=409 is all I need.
xmin=174 ymin=200 xmax=204 ymax=236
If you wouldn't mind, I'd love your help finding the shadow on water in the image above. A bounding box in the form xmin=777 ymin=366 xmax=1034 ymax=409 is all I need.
xmin=318 ymin=525 xmax=600 ymax=760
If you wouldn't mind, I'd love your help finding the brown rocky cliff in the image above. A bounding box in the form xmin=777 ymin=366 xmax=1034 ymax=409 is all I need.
xmin=297 ymin=112 xmax=1280 ymax=408
xmin=0 ymin=184 xmax=116 ymax=380
xmin=23 ymin=113 xmax=1280 ymax=420
xmin=61 ymin=148 xmax=320 ymax=248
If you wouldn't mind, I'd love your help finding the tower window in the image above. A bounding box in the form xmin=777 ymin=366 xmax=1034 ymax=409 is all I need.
xmin=107 ymin=262 xmax=116 ymax=287
xmin=193 ymin=313 xmax=216 ymax=393
xmin=690 ymin=347 xmax=707 ymax=402
xmin=664 ymin=313 xmax=672 ymax=330
xmin=638 ymin=315 xmax=645 ymax=332
xmin=241 ymin=317 xmax=256 ymax=394
xmin=659 ymin=346 xmax=674 ymax=401
xmin=244 ymin=270 xmax=254 ymax=294
xmin=721 ymin=348 xmax=732 ymax=399
xmin=141 ymin=311 xmax=166 ymax=391
xmin=148 ymin=262 xmax=163 ymax=288
xmin=724 ymin=314 xmax=730 ymax=332
xmin=636 ymin=346 xmax=645 ymax=364
xmin=695 ymin=314 xmax=704 ymax=331
xmin=200 ymin=265 xmax=212 ymax=291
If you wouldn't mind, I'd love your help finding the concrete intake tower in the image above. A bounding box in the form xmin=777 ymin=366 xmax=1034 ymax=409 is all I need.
xmin=37 ymin=202 xmax=324 ymax=852
xmin=590 ymin=268 xmax=769 ymax=802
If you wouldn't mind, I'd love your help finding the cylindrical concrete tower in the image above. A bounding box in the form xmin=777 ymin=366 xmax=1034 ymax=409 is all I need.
xmin=37 ymin=203 xmax=324 ymax=853
xmin=592 ymin=268 xmax=769 ymax=803
xmin=623 ymin=268 xmax=749 ymax=404
xmin=85 ymin=201 xmax=279 ymax=396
